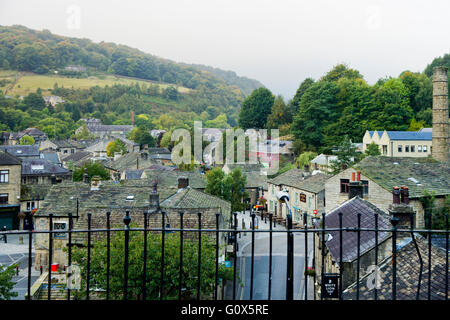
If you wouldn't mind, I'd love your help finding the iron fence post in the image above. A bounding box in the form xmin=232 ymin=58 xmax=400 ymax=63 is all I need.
xmin=123 ymin=210 xmax=131 ymax=300
xmin=48 ymin=213 xmax=53 ymax=301
xmin=286 ymin=210 xmax=294 ymax=300
xmin=86 ymin=213 xmax=92 ymax=300
xmin=391 ymin=216 xmax=399 ymax=300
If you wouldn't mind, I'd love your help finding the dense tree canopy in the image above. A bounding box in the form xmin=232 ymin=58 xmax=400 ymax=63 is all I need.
xmin=238 ymin=87 xmax=274 ymax=130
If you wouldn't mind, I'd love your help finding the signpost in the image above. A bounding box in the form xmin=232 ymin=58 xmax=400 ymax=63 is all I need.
xmin=321 ymin=273 xmax=340 ymax=299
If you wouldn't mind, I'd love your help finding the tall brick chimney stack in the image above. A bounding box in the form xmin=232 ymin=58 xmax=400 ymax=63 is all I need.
xmin=432 ymin=66 xmax=449 ymax=162
xmin=388 ymin=186 xmax=414 ymax=229
xmin=348 ymin=171 xmax=363 ymax=199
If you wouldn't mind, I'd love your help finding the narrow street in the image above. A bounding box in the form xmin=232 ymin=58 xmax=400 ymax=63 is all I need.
xmin=0 ymin=234 xmax=40 ymax=300
xmin=225 ymin=210 xmax=315 ymax=300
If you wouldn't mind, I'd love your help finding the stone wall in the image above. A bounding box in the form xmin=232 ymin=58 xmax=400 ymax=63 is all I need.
xmin=325 ymin=168 xmax=426 ymax=228
xmin=0 ymin=163 xmax=21 ymax=205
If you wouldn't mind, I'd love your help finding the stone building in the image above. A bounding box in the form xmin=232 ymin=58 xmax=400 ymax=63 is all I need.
xmin=77 ymin=119 xmax=134 ymax=138
xmin=432 ymin=66 xmax=449 ymax=162
xmin=362 ymin=129 xmax=433 ymax=157
xmin=33 ymin=177 xmax=231 ymax=271
xmin=1 ymin=128 xmax=47 ymax=145
xmin=266 ymin=168 xmax=330 ymax=226
xmin=21 ymin=159 xmax=72 ymax=185
xmin=314 ymin=185 xmax=393 ymax=299
xmin=0 ymin=144 xmax=40 ymax=159
xmin=0 ymin=151 xmax=22 ymax=229
xmin=324 ymin=156 xmax=450 ymax=228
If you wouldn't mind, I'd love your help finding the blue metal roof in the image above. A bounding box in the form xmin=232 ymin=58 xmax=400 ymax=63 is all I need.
xmin=385 ymin=131 xmax=432 ymax=141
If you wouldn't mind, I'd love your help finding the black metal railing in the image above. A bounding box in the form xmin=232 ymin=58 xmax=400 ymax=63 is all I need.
xmin=0 ymin=208 xmax=448 ymax=301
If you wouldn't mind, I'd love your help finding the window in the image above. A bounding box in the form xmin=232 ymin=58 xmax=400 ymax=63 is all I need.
xmin=382 ymin=145 xmax=387 ymax=155
xmin=405 ymin=145 xmax=410 ymax=152
xmin=423 ymin=145 xmax=428 ymax=153
xmin=361 ymin=180 xmax=369 ymax=195
xmin=0 ymin=170 xmax=9 ymax=183
xmin=71 ymin=149 xmax=75 ymax=154
xmin=340 ymin=179 xmax=349 ymax=193
xmin=0 ymin=194 xmax=8 ymax=204
xmin=398 ymin=145 xmax=402 ymax=153
xmin=411 ymin=145 xmax=415 ymax=152
xmin=418 ymin=145 xmax=422 ymax=152
xmin=26 ymin=201 xmax=36 ymax=211
xmin=269 ymin=200 xmax=274 ymax=212
xmin=63 ymin=150 xmax=68 ymax=154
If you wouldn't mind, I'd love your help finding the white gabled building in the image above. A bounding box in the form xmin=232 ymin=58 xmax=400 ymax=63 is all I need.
xmin=362 ymin=129 xmax=433 ymax=157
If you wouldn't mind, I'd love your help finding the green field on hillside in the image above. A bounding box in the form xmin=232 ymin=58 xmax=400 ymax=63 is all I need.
xmin=0 ymin=70 xmax=191 ymax=96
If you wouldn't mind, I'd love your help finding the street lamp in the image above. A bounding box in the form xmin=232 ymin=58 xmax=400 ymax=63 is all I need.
xmin=276 ymin=188 xmax=294 ymax=300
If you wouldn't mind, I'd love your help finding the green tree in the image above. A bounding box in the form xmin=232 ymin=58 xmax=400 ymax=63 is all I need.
xmin=127 ymin=127 xmax=155 ymax=147
xmin=291 ymin=81 xmax=340 ymax=149
xmin=289 ymin=78 xmax=315 ymax=114
xmin=408 ymin=118 xmax=426 ymax=131
xmin=238 ymin=87 xmax=274 ymax=130
xmin=71 ymin=124 xmax=98 ymax=141
xmin=321 ymin=64 xmax=363 ymax=83
xmin=222 ymin=167 xmax=248 ymax=212
xmin=18 ymin=135 xmax=35 ymax=145
xmin=296 ymin=151 xmax=317 ymax=170
xmin=70 ymin=228 xmax=233 ymax=299
xmin=72 ymin=162 xmax=110 ymax=181
xmin=205 ymin=167 xmax=225 ymax=197
xmin=266 ymin=95 xmax=291 ymax=129
xmin=329 ymin=137 xmax=359 ymax=174
xmin=106 ymin=139 xmax=127 ymax=157
xmin=0 ymin=264 xmax=18 ymax=300
xmin=364 ymin=142 xmax=381 ymax=156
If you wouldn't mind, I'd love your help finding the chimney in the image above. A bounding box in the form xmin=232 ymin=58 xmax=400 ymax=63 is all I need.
xmin=388 ymin=186 xmax=414 ymax=229
xmin=83 ymin=168 xmax=89 ymax=183
xmin=149 ymin=181 xmax=160 ymax=211
xmin=178 ymin=177 xmax=189 ymax=189
xmin=131 ymin=111 xmax=135 ymax=126
xmin=90 ymin=176 xmax=101 ymax=191
xmin=432 ymin=66 xmax=449 ymax=162
xmin=348 ymin=171 xmax=363 ymax=199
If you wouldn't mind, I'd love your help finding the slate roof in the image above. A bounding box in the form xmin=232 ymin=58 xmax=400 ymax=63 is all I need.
xmin=224 ymin=163 xmax=264 ymax=172
xmin=0 ymin=151 xmax=22 ymax=165
xmin=161 ymin=186 xmax=231 ymax=220
xmin=310 ymin=154 xmax=337 ymax=166
xmin=124 ymin=169 xmax=144 ymax=180
xmin=21 ymin=159 xmax=71 ymax=176
xmin=385 ymin=131 xmax=432 ymax=141
xmin=343 ymin=236 xmax=448 ymax=300
xmin=103 ymin=152 xmax=156 ymax=171
xmin=40 ymin=152 xmax=60 ymax=165
xmin=52 ymin=139 xmax=86 ymax=149
xmin=243 ymin=171 xmax=268 ymax=190
xmin=20 ymin=184 xmax=50 ymax=201
xmin=61 ymin=151 xmax=92 ymax=163
xmin=20 ymin=128 xmax=46 ymax=137
xmin=354 ymin=156 xmax=450 ymax=198
xmin=147 ymin=148 xmax=171 ymax=155
xmin=268 ymin=168 xmax=330 ymax=193
xmin=0 ymin=145 xmax=40 ymax=157
xmin=320 ymin=196 xmax=392 ymax=263
xmin=149 ymin=153 xmax=172 ymax=161
xmin=87 ymin=124 xmax=134 ymax=133
xmin=35 ymin=180 xmax=176 ymax=217
xmin=142 ymin=169 xmax=207 ymax=190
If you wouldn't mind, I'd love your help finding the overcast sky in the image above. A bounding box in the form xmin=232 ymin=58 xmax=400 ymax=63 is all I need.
xmin=1 ymin=0 xmax=449 ymax=98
